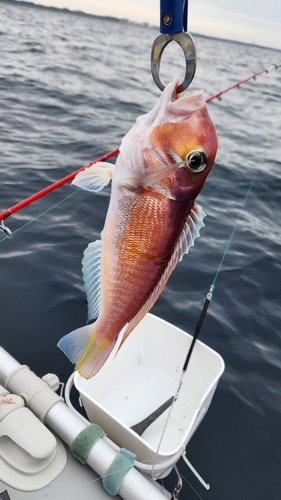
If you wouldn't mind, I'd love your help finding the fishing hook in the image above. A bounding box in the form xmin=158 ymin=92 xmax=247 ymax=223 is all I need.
xmin=0 ymin=219 xmax=12 ymax=238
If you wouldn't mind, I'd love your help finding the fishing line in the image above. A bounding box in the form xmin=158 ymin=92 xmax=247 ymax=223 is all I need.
xmin=1 ymin=67 xmax=280 ymax=496
xmin=159 ymin=465 xmax=205 ymax=500
xmin=51 ymin=455 xmax=176 ymax=500
xmin=0 ymin=189 xmax=81 ymax=244
xmin=151 ymin=88 xmax=281 ymax=482
xmin=64 ymin=373 xmax=165 ymax=486
xmin=211 ymin=104 xmax=281 ymax=293
xmin=0 ymin=148 xmax=119 ymax=224
xmin=180 ymin=470 xmax=205 ymax=500
xmin=0 ymin=63 xmax=279 ymax=235
xmin=51 ymin=463 xmax=141 ymax=500
xmin=0 ymin=467 xmax=141 ymax=500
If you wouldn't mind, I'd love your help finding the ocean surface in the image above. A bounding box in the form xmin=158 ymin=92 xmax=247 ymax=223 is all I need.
xmin=0 ymin=1 xmax=281 ymax=498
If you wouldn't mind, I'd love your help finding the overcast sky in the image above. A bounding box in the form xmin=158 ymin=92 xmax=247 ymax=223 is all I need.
xmin=25 ymin=0 xmax=281 ymax=50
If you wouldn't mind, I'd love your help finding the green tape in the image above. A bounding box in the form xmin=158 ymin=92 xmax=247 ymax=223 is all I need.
xmin=103 ymin=448 xmax=136 ymax=496
xmin=70 ymin=424 xmax=105 ymax=464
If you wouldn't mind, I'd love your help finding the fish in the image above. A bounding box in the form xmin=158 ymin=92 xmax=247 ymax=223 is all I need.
xmin=58 ymin=78 xmax=218 ymax=379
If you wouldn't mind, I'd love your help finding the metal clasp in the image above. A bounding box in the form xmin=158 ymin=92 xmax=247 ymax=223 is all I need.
xmin=0 ymin=220 xmax=12 ymax=238
xmin=151 ymin=0 xmax=196 ymax=93
xmin=151 ymin=31 xmax=196 ymax=93
xmin=171 ymin=465 xmax=183 ymax=499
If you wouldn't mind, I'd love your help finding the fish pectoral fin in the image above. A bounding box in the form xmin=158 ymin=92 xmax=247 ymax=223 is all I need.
xmin=138 ymin=154 xmax=178 ymax=187
xmin=72 ymin=162 xmax=114 ymax=192
xmin=153 ymin=184 xmax=176 ymax=200
xmin=57 ymin=325 xmax=116 ymax=379
xmin=82 ymin=240 xmax=102 ymax=322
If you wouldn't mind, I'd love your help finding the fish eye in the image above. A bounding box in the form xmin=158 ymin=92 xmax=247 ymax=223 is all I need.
xmin=184 ymin=149 xmax=208 ymax=173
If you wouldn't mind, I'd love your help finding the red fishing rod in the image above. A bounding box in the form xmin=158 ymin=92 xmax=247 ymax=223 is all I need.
xmin=0 ymin=148 xmax=119 ymax=224
xmin=206 ymin=62 xmax=281 ymax=102
xmin=0 ymin=62 xmax=280 ymax=233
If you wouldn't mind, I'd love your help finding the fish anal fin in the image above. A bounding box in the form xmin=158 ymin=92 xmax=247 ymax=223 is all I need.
xmin=72 ymin=162 xmax=114 ymax=192
xmin=82 ymin=240 xmax=102 ymax=322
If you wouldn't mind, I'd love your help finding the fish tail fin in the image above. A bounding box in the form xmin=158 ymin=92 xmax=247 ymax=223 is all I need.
xmin=57 ymin=324 xmax=115 ymax=379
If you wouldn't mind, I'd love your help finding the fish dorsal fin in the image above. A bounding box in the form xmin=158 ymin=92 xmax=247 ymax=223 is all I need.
xmin=118 ymin=202 xmax=206 ymax=349
xmin=82 ymin=240 xmax=102 ymax=322
xmin=72 ymin=162 xmax=114 ymax=192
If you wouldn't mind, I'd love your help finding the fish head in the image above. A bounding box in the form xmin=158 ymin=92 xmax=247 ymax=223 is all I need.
xmin=119 ymin=79 xmax=218 ymax=199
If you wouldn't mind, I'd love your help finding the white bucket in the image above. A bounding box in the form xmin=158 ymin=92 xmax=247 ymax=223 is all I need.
xmin=75 ymin=313 xmax=224 ymax=476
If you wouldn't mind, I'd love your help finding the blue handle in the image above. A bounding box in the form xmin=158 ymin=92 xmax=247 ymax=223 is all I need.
xmin=160 ymin=0 xmax=188 ymax=34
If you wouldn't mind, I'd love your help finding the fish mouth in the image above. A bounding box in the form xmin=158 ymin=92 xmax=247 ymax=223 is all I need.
xmin=139 ymin=79 xmax=205 ymax=128
xmin=166 ymin=79 xmax=205 ymax=117
xmin=119 ymin=78 xmax=212 ymax=178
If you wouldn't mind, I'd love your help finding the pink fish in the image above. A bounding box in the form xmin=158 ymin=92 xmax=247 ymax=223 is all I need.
xmin=58 ymin=79 xmax=218 ymax=379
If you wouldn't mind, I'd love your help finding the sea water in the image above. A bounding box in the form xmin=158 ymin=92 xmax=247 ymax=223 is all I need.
xmin=0 ymin=1 xmax=281 ymax=498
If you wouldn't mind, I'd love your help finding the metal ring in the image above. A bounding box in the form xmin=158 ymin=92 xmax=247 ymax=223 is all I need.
xmin=151 ymin=31 xmax=196 ymax=93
